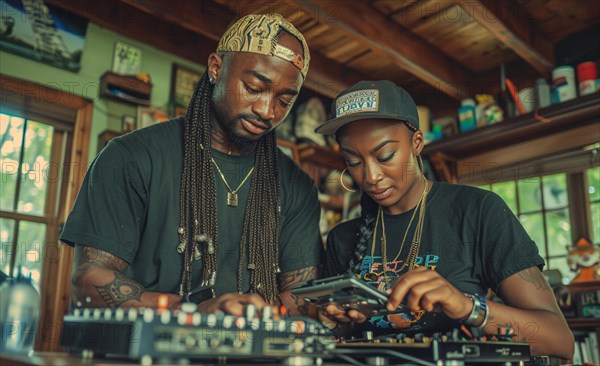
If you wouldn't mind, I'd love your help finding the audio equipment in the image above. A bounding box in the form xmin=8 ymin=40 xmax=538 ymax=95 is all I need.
xmin=60 ymin=305 xmax=334 ymax=364
xmin=336 ymin=337 xmax=532 ymax=366
xmin=61 ymin=306 xmax=539 ymax=365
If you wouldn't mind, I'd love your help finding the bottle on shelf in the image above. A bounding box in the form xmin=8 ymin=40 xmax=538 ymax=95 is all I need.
xmin=518 ymin=87 xmax=535 ymax=114
xmin=498 ymin=63 xmax=516 ymax=119
xmin=577 ymin=61 xmax=597 ymax=96
xmin=552 ymin=65 xmax=577 ymax=103
xmin=534 ymin=78 xmax=551 ymax=109
xmin=458 ymin=98 xmax=477 ymax=133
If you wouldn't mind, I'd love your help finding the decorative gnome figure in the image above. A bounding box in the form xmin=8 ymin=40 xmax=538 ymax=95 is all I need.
xmin=567 ymin=238 xmax=600 ymax=283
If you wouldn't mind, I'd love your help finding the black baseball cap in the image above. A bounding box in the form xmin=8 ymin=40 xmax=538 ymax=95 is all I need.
xmin=314 ymin=80 xmax=419 ymax=135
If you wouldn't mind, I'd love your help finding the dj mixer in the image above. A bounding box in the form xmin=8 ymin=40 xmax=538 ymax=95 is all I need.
xmin=60 ymin=305 xmax=543 ymax=366
xmin=61 ymin=304 xmax=334 ymax=364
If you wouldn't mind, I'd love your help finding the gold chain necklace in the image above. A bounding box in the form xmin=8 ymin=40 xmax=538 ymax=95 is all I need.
xmin=373 ymin=179 xmax=430 ymax=286
xmin=211 ymin=157 xmax=254 ymax=207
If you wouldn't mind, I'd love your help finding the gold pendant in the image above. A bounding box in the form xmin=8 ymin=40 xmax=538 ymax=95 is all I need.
xmin=227 ymin=192 xmax=238 ymax=207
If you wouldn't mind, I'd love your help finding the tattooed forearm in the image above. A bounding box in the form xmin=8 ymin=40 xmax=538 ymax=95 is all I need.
xmin=72 ymin=245 xmax=146 ymax=308
xmin=72 ymin=262 xmax=94 ymax=286
xmin=72 ymin=246 xmax=128 ymax=286
xmin=71 ymin=245 xmax=183 ymax=309
xmin=277 ymin=267 xmax=318 ymax=317
xmin=81 ymin=246 xmax=128 ymax=270
xmin=95 ymin=271 xmax=144 ymax=307
xmin=278 ymin=266 xmax=318 ymax=292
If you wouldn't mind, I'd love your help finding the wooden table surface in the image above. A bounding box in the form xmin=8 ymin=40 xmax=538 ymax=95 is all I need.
xmin=0 ymin=351 xmax=332 ymax=366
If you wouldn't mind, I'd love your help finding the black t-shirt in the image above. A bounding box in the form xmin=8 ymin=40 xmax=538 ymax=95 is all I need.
xmin=60 ymin=118 xmax=323 ymax=296
xmin=323 ymin=181 xmax=544 ymax=335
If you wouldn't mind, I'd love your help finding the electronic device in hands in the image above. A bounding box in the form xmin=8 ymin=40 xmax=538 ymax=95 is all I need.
xmin=291 ymin=274 xmax=406 ymax=316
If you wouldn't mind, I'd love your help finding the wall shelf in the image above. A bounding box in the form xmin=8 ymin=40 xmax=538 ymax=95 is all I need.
xmin=423 ymin=93 xmax=600 ymax=161
xmin=567 ymin=317 xmax=600 ymax=329
xmin=297 ymin=143 xmax=346 ymax=172
xmin=100 ymin=71 xmax=152 ymax=106
xmin=422 ymin=93 xmax=600 ymax=183
xmin=563 ymin=282 xmax=600 ymax=329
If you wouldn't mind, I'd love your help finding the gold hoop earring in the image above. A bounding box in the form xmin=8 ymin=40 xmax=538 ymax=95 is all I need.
xmin=340 ymin=168 xmax=356 ymax=192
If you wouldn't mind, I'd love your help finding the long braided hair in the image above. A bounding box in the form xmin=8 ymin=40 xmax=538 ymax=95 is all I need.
xmin=178 ymin=72 xmax=281 ymax=303
xmin=347 ymin=194 xmax=378 ymax=275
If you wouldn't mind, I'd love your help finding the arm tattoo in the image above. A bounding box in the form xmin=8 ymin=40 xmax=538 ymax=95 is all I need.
xmin=72 ymin=246 xmax=128 ymax=285
xmin=517 ymin=267 xmax=551 ymax=291
xmin=72 ymin=246 xmax=145 ymax=308
xmin=278 ymin=266 xmax=318 ymax=316
xmin=82 ymin=246 xmax=127 ymax=270
xmin=95 ymin=271 xmax=144 ymax=307
xmin=278 ymin=266 xmax=318 ymax=292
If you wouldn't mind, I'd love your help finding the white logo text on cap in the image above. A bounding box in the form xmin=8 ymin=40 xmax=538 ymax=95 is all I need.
xmin=336 ymin=89 xmax=379 ymax=117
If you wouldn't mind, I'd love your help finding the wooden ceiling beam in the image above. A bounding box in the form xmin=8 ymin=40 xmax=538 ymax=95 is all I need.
xmin=121 ymin=0 xmax=234 ymax=42
xmin=120 ymin=0 xmax=372 ymax=98
xmin=453 ymin=0 xmax=555 ymax=76
xmin=294 ymin=0 xmax=473 ymax=100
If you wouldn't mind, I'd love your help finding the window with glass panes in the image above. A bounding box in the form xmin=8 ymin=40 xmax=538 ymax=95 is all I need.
xmin=1 ymin=113 xmax=64 ymax=291
xmin=588 ymin=166 xmax=600 ymax=243
xmin=480 ymin=173 xmax=575 ymax=283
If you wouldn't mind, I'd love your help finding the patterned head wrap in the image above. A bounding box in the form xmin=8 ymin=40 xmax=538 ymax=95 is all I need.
xmin=217 ymin=13 xmax=310 ymax=78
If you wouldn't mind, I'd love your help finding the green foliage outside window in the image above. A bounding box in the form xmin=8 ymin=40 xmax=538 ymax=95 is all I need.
xmin=491 ymin=181 xmax=517 ymax=213
xmin=588 ymin=166 xmax=600 ymax=243
xmin=1 ymin=113 xmax=53 ymax=288
xmin=481 ymin=172 xmax=573 ymax=283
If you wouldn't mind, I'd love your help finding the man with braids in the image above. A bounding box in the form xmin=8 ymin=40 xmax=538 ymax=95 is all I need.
xmin=314 ymin=80 xmax=573 ymax=359
xmin=60 ymin=14 xmax=322 ymax=316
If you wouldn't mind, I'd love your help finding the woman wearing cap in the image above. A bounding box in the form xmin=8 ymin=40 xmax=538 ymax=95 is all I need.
xmin=316 ymin=80 xmax=573 ymax=359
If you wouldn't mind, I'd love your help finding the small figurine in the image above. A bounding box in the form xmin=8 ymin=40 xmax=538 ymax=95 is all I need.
xmin=567 ymin=237 xmax=600 ymax=283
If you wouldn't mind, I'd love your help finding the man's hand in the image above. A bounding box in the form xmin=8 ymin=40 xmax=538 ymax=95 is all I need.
xmin=196 ymin=293 xmax=269 ymax=316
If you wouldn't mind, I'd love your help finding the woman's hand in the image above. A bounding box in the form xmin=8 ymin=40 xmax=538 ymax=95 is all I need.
xmin=321 ymin=303 xmax=369 ymax=325
xmin=387 ymin=266 xmax=473 ymax=320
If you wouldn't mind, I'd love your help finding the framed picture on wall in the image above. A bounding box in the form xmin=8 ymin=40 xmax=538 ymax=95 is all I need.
xmin=171 ymin=64 xmax=202 ymax=116
xmin=121 ymin=115 xmax=136 ymax=133
xmin=137 ymin=107 xmax=168 ymax=129
xmin=0 ymin=0 xmax=88 ymax=73
xmin=112 ymin=41 xmax=142 ymax=75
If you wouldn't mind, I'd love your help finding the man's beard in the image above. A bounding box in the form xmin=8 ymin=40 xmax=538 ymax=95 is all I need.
xmin=223 ymin=114 xmax=274 ymax=145
xmin=225 ymin=119 xmax=258 ymax=145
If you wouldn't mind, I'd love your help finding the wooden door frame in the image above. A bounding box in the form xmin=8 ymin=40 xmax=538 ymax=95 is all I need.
xmin=0 ymin=74 xmax=93 ymax=351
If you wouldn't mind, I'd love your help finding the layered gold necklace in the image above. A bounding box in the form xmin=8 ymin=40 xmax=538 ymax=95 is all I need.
xmin=371 ymin=178 xmax=430 ymax=286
